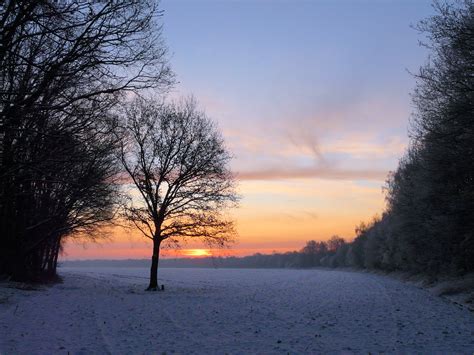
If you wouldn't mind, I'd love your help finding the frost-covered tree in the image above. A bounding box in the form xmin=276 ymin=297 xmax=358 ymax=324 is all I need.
xmin=335 ymin=0 xmax=474 ymax=275
xmin=386 ymin=0 xmax=474 ymax=274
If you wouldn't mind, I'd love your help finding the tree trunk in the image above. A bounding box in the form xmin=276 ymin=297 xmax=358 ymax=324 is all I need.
xmin=51 ymin=236 xmax=61 ymax=277
xmin=147 ymin=239 xmax=161 ymax=291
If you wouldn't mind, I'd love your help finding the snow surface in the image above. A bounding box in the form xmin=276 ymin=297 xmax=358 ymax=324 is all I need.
xmin=1 ymin=267 xmax=473 ymax=354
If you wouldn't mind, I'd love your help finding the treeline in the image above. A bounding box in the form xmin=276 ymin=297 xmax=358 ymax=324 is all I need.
xmin=60 ymin=237 xmax=346 ymax=269
xmin=326 ymin=1 xmax=474 ymax=276
xmin=0 ymin=1 xmax=172 ymax=281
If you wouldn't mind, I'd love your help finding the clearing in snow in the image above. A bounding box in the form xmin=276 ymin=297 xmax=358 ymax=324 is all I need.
xmin=1 ymin=267 xmax=473 ymax=353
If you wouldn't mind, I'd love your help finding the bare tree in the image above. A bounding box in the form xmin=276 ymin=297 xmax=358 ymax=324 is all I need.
xmin=121 ymin=99 xmax=238 ymax=290
xmin=120 ymin=97 xmax=238 ymax=290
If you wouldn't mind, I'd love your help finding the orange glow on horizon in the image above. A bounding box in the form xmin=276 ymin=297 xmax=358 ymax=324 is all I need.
xmin=61 ymin=177 xmax=387 ymax=261
xmin=179 ymin=249 xmax=213 ymax=257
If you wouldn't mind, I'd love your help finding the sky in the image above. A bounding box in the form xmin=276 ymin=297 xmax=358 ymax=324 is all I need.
xmin=63 ymin=0 xmax=435 ymax=260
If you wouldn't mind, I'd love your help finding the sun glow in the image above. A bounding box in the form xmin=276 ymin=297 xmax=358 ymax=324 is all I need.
xmin=180 ymin=249 xmax=212 ymax=257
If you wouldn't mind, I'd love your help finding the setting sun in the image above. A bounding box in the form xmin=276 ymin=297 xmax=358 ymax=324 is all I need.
xmin=180 ymin=249 xmax=212 ymax=258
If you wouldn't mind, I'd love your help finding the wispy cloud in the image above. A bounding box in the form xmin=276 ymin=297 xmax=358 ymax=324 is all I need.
xmin=217 ymin=93 xmax=409 ymax=183
xmin=236 ymin=166 xmax=387 ymax=181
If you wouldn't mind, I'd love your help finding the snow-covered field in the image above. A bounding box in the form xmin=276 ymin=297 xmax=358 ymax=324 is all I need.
xmin=1 ymin=267 xmax=473 ymax=354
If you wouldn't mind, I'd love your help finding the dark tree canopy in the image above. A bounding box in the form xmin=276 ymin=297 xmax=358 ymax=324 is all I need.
xmin=0 ymin=0 xmax=173 ymax=281
xmin=389 ymin=0 xmax=474 ymax=274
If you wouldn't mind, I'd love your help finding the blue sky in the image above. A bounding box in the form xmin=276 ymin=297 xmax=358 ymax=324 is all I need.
xmin=161 ymin=0 xmax=433 ymax=176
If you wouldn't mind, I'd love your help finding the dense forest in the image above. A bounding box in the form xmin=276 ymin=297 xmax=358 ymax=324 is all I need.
xmin=0 ymin=1 xmax=174 ymax=282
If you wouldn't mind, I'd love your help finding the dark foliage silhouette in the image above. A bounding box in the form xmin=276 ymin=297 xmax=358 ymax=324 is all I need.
xmin=0 ymin=0 xmax=172 ymax=281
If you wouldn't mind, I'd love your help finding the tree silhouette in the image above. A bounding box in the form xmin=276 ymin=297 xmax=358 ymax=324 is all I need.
xmin=120 ymin=97 xmax=238 ymax=290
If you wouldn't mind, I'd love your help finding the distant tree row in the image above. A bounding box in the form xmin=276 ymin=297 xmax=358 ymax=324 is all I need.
xmin=147 ymin=236 xmax=347 ymax=269
xmin=204 ymin=236 xmax=347 ymax=269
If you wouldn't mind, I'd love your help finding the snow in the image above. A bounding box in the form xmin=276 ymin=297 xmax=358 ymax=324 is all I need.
xmin=1 ymin=267 xmax=473 ymax=354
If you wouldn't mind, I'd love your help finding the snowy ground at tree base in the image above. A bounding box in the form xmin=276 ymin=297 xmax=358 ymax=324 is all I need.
xmin=1 ymin=267 xmax=473 ymax=354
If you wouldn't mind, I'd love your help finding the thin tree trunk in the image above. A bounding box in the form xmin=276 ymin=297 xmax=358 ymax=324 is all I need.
xmin=147 ymin=239 xmax=161 ymax=291
xmin=51 ymin=236 xmax=61 ymax=277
